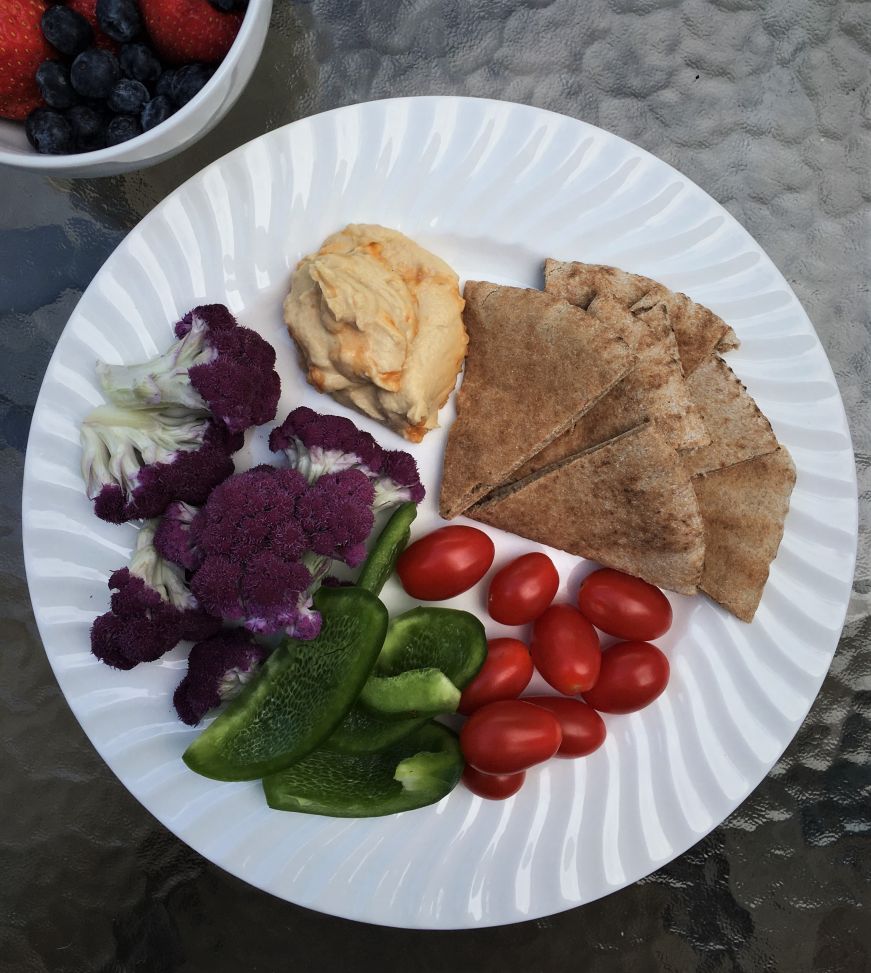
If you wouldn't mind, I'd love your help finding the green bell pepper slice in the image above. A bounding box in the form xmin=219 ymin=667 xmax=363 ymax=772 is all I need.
xmin=263 ymin=722 xmax=463 ymax=817
xmin=358 ymin=667 xmax=461 ymax=720
xmin=357 ymin=501 xmax=417 ymax=595
xmin=183 ymin=586 xmax=388 ymax=781
xmin=323 ymin=704 xmax=428 ymax=754
xmin=375 ymin=606 xmax=487 ymax=689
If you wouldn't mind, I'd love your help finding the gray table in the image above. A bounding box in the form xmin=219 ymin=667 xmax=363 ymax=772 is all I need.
xmin=2 ymin=2 xmax=869 ymax=969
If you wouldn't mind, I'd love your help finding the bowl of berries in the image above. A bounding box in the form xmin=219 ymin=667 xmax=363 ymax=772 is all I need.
xmin=0 ymin=0 xmax=272 ymax=176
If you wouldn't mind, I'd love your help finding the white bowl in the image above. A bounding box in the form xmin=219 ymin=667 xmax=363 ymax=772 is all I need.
xmin=0 ymin=0 xmax=272 ymax=177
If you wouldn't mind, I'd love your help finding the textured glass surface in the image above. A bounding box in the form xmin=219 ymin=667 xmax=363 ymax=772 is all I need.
xmin=1 ymin=1 xmax=869 ymax=969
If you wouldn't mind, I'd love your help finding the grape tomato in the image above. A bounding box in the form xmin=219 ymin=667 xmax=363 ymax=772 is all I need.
xmin=461 ymin=765 xmax=525 ymax=800
xmin=488 ymin=552 xmax=559 ymax=625
xmin=582 ymin=640 xmax=670 ymax=714
xmin=577 ymin=568 xmax=672 ymax=641
xmin=460 ymin=699 xmax=562 ymax=775
xmin=531 ymin=604 xmax=601 ymax=695
xmin=458 ymin=638 xmax=533 ymax=715
xmin=396 ymin=526 xmax=494 ymax=601
xmin=525 ymin=696 xmax=606 ymax=758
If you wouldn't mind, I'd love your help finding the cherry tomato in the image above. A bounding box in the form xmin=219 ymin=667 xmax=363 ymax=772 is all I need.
xmin=458 ymin=638 xmax=534 ymax=715
xmin=396 ymin=526 xmax=495 ymax=601
xmin=524 ymin=696 xmax=606 ymax=758
xmin=582 ymin=641 xmax=670 ymax=714
xmin=577 ymin=568 xmax=672 ymax=641
xmin=531 ymin=604 xmax=601 ymax=695
xmin=488 ymin=552 xmax=560 ymax=625
xmin=462 ymin=765 xmax=526 ymax=800
xmin=460 ymin=699 xmax=562 ymax=774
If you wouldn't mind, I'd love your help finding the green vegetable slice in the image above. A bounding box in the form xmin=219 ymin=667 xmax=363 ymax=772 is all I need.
xmin=263 ymin=722 xmax=463 ymax=817
xmin=357 ymin=501 xmax=417 ymax=595
xmin=358 ymin=668 xmax=460 ymax=720
xmin=323 ymin=705 xmax=427 ymax=754
xmin=375 ymin=607 xmax=487 ymax=689
xmin=183 ymin=586 xmax=388 ymax=781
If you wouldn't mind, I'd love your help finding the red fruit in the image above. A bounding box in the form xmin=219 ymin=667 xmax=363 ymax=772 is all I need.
xmin=462 ymin=765 xmax=525 ymax=801
xmin=0 ymin=0 xmax=51 ymax=121
xmin=66 ymin=0 xmax=120 ymax=53
xmin=582 ymin=641 xmax=670 ymax=715
xmin=531 ymin=604 xmax=602 ymax=695
xmin=139 ymin=0 xmax=243 ymax=65
xmin=524 ymin=697 xmax=606 ymax=758
xmin=458 ymin=638 xmax=534 ymax=716
xmin=460 ymin=700 xmax=562 ymax=775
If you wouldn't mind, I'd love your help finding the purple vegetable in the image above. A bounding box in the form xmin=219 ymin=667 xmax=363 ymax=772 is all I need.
xmin=268 ymin=405 xmax=385 ymax=482
xmin=91 ymin=522 xmax=220 ymax=671
xmin=295 ymin=468 xmax=375 ymax=568
xmin=173 ymin=630 xmax=268 ymax=726
xmin=96 ymin=304 xmax=281 ymax=435
xmin=80 ymin=406 xmax=241 ymax=524
xmin=183 ymin=466 xmax=327 ymax=640
xmin=269 ymin=406 xmax=425 ymax=507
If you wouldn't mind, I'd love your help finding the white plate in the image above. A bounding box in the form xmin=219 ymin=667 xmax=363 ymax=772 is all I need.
xmin=22 ymin=97 xmax=857 ymax=929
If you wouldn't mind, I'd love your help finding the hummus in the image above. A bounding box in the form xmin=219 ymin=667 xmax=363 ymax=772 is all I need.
xmin=284 ymin=224 xmax=467 ymax=442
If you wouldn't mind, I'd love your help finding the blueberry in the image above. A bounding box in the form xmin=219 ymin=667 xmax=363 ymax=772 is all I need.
xmin=119 ymin=42 xmax=162 ymax=85
xmin=36 ymin=60 xmax=79 ymax=110
xmin=105 ymin=113 xmax=142 ymax=146
xmin=70 ymin=48 xmax=120 ymax=99
xmin=66 ymin=104 xmax=107 ymax=151
xmin=170 ymin=63 xmax=214 ymax=107
xmin=155 ymin=68 xmax=177 ymax=99
xmin=108 ymin=78 xmax=149 ymax=113
xmin=140 ymin=94 xmax=174 ymax=131
xmin=208 ymin=0 xmax=248 ymax=9
xmin=25 ymin=108 xmax=74 ymax=154
xmin=41 ymin=5 xmax=94 ymax=57
xmin=96 ymin=0 xmax=141 ymax=42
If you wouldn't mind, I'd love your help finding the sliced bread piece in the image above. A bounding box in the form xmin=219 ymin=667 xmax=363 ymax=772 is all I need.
xmin=544 ymin=258 xmax=738 ymax=374
xmin=439 ymin=281 xmax=635 ymax=519
xmin=469 ymin=422 xmax=705 ymax=594
xmin=680 ymin=355 xmax=779 ymax=477
xmin=693 ymin=447 xmax=796 ymax=621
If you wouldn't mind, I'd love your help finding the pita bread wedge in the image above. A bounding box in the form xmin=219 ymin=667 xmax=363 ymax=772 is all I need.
xmin=470 ymin=422 xmax=705 ymax=594
xmin=544 ymin=258 xmax=738 ymax=374
xmin=681 ymin=355 xmax=778 ymax=477
xmin=439 ymin=282 xmax=636 ymax=519
xmin=587 ymin=296 xmax=709 ymax=450
xmin=505 ymin=295 xmax=709 ymax=487
xmin=693 ymin=447 xmax=796 ymax=621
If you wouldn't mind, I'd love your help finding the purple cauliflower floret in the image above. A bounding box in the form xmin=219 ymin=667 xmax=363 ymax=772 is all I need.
xmin=91 ymin=522 xmax=220 ymax=671
xmin=154 ymin=501 xmax=202 ymax=571
xmin=269 ymin=406 xmax=385 ymax=482
xmin=269 ymin=406 xmax=425 ymax=509
xmin=194 ymin=465 xmax=309 ymax=562
xmin=173 ymin=630 xmax=268 ymax=726
xmin=295 ymin=468 xmax=375 ymax=568
xmin=81 ymin=405 xmax=242 ymax=524
xmin=96 ymin=304 xmax=281 ymax=435
xmin=187 ymin=466 xmax=323 ymax=640
xmin=373 ymin=450 xmax=426 ymax=509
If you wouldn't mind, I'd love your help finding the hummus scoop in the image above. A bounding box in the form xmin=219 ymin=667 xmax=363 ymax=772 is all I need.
xmin=284 ymin=224 xmax=467 ymax=442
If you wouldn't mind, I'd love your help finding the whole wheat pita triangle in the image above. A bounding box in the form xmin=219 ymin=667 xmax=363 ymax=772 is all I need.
xmin=504 ymin=293 xmax=709 ymax=488
xmin=681 ymin=355 xmax=779 ymax=476
xmin=469 ymin=422 xmax=705 ymax=594
xmin=439 ymin=281 xmax=635 ymax=519
xmin=693 ymin=447 xmax=796 ymax=621
xmin=544 ymin=258 xmax=739 ymax=375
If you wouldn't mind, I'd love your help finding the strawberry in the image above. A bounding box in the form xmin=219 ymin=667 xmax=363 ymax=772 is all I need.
xmin=0 ymin=0 xmax=52 ymax=121
xmin=65 ymin=0 xmax=120 ymax=53
xmin=139 ymin=0 xmax=243 ymax=65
